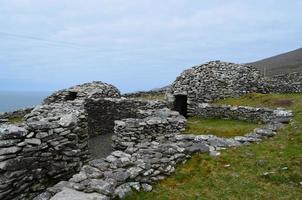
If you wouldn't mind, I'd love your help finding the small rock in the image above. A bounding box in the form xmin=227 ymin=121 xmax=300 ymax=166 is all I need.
xmin=114 ymin=183 xmax=132 ymax=199
xmin=25 ymin=138 xmax=41 ymax=145
xmin=141 ymin=183 xmax=152 ymax=192
xmin=50 ymin=187 xmax=109 ymax=200
xmin=209 ymin=150 xmax=220 ymax=157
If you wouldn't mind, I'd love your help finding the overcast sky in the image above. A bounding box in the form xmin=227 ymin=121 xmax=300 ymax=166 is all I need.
xmin=1 ymin=0 xmax=301 ymax=93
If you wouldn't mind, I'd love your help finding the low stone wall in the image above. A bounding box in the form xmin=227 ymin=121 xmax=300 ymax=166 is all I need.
xmin=0 ymin=93 xmax=294 ymax=200
xmin=189 ymin=103 xmax=292 ymax=123
xmin=0 ymin=101 xmax=88 ymax=200
xmin=85 ymin=98 xmax=168 ymax=137
xmin=112 ymin=109 xmax=186 ymax=150
xmin=38 ymin=104 xmax=292 ymax=200
xmin=266 ymin=72 xmax=302 ymax=93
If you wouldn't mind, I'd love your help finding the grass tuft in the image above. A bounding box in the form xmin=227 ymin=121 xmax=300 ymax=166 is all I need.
xmin=8 ymin=116 xmax=24 ymax=124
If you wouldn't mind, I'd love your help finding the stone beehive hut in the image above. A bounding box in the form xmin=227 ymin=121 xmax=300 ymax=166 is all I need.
xmin=44 ymin=81 xmax=121 ymax=104
xmin=167 ymin=61 xmax=267 ymax=117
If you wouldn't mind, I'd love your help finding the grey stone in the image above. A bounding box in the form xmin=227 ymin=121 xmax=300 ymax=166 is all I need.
xmin=58 ymin=114 xmax=77 ymax=128
xmin=104 ymin=170 xmax=130 ymax=182
xmin=50 ymin=187 xmax=109 ymax=200
xmin=114 ymin=183 xmax=132 ymax=199
xmin=127 ymin=167 xmax=143 ymax=179
xmin=187 ymin=143 xmax=209 ymax=153
xmin=0 ymin=124 xmax=27 ymax=139
xmin=25 ymin=138 xmax=42 ymax=145
xmin=88 ymin=179 xmax=116 ymax=195
xmin=33 ymin=191 xmax=52 ymax=200
xmin=141 ymin=183 xmax=152 ymax=192
xmin=0 ymin=146 xmax=21 ymax=155
xmin=0 ymin=139 xmax=21 ymax=147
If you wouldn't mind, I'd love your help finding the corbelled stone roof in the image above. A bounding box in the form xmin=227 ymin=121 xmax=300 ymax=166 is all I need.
xmin=168 ymin=61 xmax=267 ymax=102
xmin=43 ymin=81 xmax=121 ymax=104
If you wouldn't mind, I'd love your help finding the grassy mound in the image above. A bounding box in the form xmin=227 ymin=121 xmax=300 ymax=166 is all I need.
xmin=125 ymin=93 xmax=302 ymax=200
xmin=183 ymin=117 xmax=260 ymax=138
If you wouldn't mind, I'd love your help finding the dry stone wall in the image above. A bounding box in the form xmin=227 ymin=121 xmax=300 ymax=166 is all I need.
xmin=167 ymin=61 xmax=267 ymax=104
xmin=112 ymin=108 xmax=186 ymax=150
xmin=44 ymin=82 xmax=121 ymax=105
xmin=0 ymin=77 xmax=297 ymax=200
xmin=190 ymin=103 xmax=292 ymax=123
xmin=85 ymin=97 xmax=168 ymax=137
xmin=266 ymin=72 xmax=302 ymax=93
xmin=37 ymin=103 xmax=292 ymax=200
xmin=0 ymin=101 xmax=89 ymax=200
xmin=168 ymin=61 xmax=302 ymax=114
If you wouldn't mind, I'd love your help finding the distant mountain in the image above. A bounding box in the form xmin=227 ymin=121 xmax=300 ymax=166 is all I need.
xmin=150 ymin=85 xmax=171 ymax=92
xmin=248 ymin=48 xmax=302 ymax=76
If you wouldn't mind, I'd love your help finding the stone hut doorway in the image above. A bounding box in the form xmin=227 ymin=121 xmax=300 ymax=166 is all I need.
xmin=65 ymin=91 xmax=78 ymax=101
xmin=174 ymin=95 xmax=187 ymax=117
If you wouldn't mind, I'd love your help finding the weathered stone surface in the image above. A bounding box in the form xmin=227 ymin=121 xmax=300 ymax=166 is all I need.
xmin=0 ymin=125 xmax=27 ymax=139
xmin=167 ymin=60 xmax=302 ymax=115
xmin=0 ymin=78 xmax=295 ymax=200
xmin=114 ymin=183 xmax=132 ymax=199
xmin=25 ymin=138 xmax=41 ymax=145
xmin=187 ymin=143 xmax=209 ymax=153
xmin=33 ymin=191 xmax=52 ymax=200
xmin=0 ymin=139 xmax=21 ymax=147
xmin=141 ymin=183 xmax=153 ymax=192
xmin=0 ymin=146 xmax=21 ymax=155
xmin=50 ymin=188 xmax=109 ymax=200
xmin=58 ymin=114 xmax=77 ymax=128
xmin=44 ymin=81 xmax=121 ymax=104
xmin=87 ymin=179 xmax=116 ymax=195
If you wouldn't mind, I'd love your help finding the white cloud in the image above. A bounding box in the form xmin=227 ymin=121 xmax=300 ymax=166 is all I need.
xmin=0 ymin=0 xmax=301 ymax=91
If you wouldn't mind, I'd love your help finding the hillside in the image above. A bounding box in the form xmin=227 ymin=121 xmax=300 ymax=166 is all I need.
xmin=248 ymin=48 xmax=302 ymax=76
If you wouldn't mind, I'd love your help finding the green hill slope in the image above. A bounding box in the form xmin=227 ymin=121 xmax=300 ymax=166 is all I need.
xmin=248 ymin=48 xmax=302 ymax=76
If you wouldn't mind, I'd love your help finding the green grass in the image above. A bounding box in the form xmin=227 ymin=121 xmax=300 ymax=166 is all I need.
xmin=183 ymin=117 xmax=260 ymax=138
xmin=8 ymin=116 xmax=24 ymax=124
xmin=126 ymin=93 xmax=302 ymax=200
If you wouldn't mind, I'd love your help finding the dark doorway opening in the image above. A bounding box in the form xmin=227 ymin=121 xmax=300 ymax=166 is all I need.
xmin=174 ymin=95 xmax=187 ymax=117
xmin=65 ymin=91 xmax=78 ymax=101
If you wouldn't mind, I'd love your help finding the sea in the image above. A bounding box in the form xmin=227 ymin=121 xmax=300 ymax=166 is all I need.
xmin=0 ymin=91 xmax=52 ymax=113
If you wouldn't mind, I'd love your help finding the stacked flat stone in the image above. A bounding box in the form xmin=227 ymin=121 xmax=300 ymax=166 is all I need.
xmin=37 ymin=141 xmax=205 ymax=200
xmin=0 ymin=101 xmax=89 ymax=200
xmin=0 ymin=81 xmax=124 ymax=200
xmin=191 ymin=103 xmax=292 ymax=124
xmin=113 ymin=109 xmax=186 ymax=150
xmin=266 ymin=72 xmax=302 ymax=93
xmin=167 ymin=61 xmax=302 ymax=116
xmin=167 ymin=61 xmax=267 ymax=104
xmin=36 ymin=104 xmax=292 ymax=200
xmin=0 ymin=77 xmax=296 ymax=200
xmin=44 ymin=81 xmax=121 ymax=104
xmin=84 ymin=97 xmax=168 ymax=136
